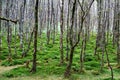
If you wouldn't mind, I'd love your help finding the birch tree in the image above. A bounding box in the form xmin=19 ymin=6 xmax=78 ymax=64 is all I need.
xmin=0 ymin=0 xmax=2 ymax=50
xmin=19 ymin=0 xmax=26 ymax=55
xmin=60 ymin=0 xmax=64 ymax=64
xmin=31 ymin=0 xmax=39 ymax=73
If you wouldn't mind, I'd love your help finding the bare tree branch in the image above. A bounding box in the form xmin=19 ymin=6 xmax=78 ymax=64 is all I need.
xmin=78 ymin=0 xmax=85 ymax=14
xmin=83 ymin=0 xmax=95 ymax=20
xmin=0 ymin=16 xmax=18 ymax=24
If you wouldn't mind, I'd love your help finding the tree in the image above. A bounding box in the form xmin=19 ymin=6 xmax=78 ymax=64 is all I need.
xmin=51 ymin=0 xmax=56 ymax=44
xmin=0 ymin=0 xmax=2 ymax=50
xmin=64 ymin=0 xmax=77 ymax=77
xmin=47 ymin=0 xmax=50 ymax=44
xmin=66 ymin=0 xmax=70 ymax=61
xmin=31 ymin=0 xmax=39 ymax=73
xmin=64 ymin=0 xmax=94 ymax=77
xmin=60 ymin=0 xmax=64 ymax=64
xmin=19 ymin=0 xmax=26 ymax=56
xmin=6 ymin=0 xmax=12 ymax=61
xmin=115 ymin=0 xmax=120 ymax=66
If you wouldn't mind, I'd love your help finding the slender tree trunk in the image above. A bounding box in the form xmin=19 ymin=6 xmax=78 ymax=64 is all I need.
xmin=66 ymin=0 xmax=70 ymax=61
xmin=0 ymin=0 xmax=2 ymax=50
xmin=14 ymin=0 xmax=18 ymax=56
xmin=60 ymin=0 xmax=64 ymax=64
xmin=51 ymin=0 xmax=55 ymax=44
xmin=115 ymin=0 xmax=120 ymax=66
xmin=19 ymin=0 xmax=26 ymax=54
xmin=31 ymin=0 xmax=39 ymax=73
xmin=64 ymin=0 xmax=77 ymax=77
xmin=80 ymin=38 xmax=84 ymax=72
xmin=105 ymin=43 xmax=114 ymax=80
xmin=47 ymin=0 xmax=50 ymax=44
xmin=6 ymin=0 xmax=12 ymax=61
xmin=94 ymin=0 xmax=102 ymax=56
xmin=22 ymin=29 xmax=34 ymax=57
xmin=64 ymin=47 xmax=75 ymax=77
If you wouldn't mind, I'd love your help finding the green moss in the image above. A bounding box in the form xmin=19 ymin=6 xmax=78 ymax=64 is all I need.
xmin=91 ymin=70 xmax=100 ymax=75
xmin=85 ymin=54 xmax=96 ymax=62
xmin=84 ymin=61 xmax=100 ymax=68
xmin=103 ymin=77 xmax=115 ymax=80
xmin=0 ymin=55 xmax=6 ymax=60
xmin=85 ymin=66 xmax=93 ymax=70
xmin=1 ymin=60 xmax=13 ymax=66
xmin=2 ymin=66 xmax=30 ymax=78
xmin=1 ymin=59 xmax=24 ymax=66
xmin=0 ymin=33 xmax=119 ymax=80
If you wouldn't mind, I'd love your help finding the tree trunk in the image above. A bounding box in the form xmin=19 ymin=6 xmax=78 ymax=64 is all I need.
xmin=60 ymin=0 xmax=64 ymax=64
xmin=47 ymin=0 xmax=50 ymax=44
xmin=31 ymin=0 xmax=39 ymax=73
xmin=0 ymin=0 xmax=2 ymax=50
xmin=64 ymin=0 xmax=77 ymax=77
xmin=19 ymin=0 xmax=26 ymax=53
xmin=66 ymin=0 xmax=70 ymax=61
xmin=6 ymin=0 xmax=12 ymax=61
xmin=64 ymin=47 xmax=75 ymax=77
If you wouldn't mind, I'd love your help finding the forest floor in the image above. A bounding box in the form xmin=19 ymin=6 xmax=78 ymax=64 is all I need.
xmin=0 ymin=64 xmax=24 ymax=74
xmin=0 ymin=65 xmax=63 ymax=80
xmin=1 ymin=63 xmax=120 ymax=80
xmin=0 ymin=34 xmax=120 ymax=80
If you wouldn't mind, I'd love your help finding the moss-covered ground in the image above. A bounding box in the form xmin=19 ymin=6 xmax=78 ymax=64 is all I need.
xmin=0 ymin=34 xmax=120 ymax=80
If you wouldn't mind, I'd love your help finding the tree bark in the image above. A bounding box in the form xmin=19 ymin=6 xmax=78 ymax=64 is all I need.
xmin=47 ymin=0 xmax=50 ymax=44
xmin=31 ymin=0 xmax=39 ymax=73
xmin=66 ymin=0 xmax=70 ymax=61
xmin=60 ymin=0 xmax=64 ymax=64
xmin=64 ymin=0 xmax=77 ymax=77
xmin=19 ymin=0 xmax=26 ymax=53
xmin=0 ymin=0 xmax=2 ymax=50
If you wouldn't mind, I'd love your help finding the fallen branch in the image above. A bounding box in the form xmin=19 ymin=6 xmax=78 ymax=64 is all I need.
xmin=0 ymin=16 xmax=18 ymax=24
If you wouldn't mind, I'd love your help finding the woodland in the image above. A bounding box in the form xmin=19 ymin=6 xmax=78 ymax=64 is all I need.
xmin=0 ymin=0 xmax=120 ymax=80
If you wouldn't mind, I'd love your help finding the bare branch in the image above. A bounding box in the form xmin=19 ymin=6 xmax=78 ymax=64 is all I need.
xmin=78 ymin=0 xmax=85 ymax=14
xmin=0 ymin=16 xmax=18 ymax=24
xmin=83 ymin=0 xmax=95 ymax=20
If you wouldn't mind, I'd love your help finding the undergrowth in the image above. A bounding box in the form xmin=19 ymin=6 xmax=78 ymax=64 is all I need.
xmin=0 ymin=34 xmax=119 ymax=80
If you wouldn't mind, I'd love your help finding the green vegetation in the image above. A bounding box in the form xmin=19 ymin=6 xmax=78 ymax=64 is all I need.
xmin=0 ymin=34 xmax=120 ymax=80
